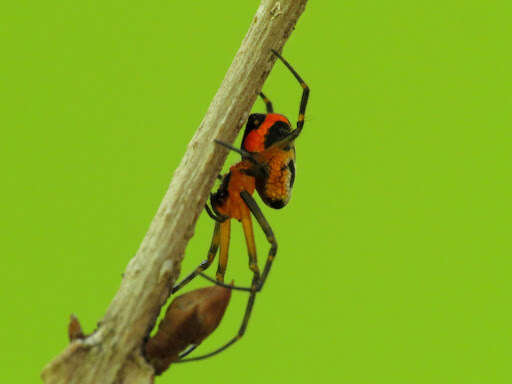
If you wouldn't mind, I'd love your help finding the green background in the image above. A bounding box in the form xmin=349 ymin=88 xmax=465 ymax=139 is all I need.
xmin=1 ymin=1 xmax=511 ymax=383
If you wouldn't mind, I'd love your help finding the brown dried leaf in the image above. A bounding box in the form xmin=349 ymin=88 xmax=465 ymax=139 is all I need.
xmin=145 ymin=285 xmax=231 ymax=374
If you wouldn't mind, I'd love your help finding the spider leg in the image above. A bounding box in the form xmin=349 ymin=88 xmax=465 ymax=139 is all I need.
xmin=241 ymin=214 xmax=261 ymax=283
xmin=240 ymin=191 xmax=277 ymax=290
xmin=259 ymin=92 xmax=274 ymax=113
xmin=271 ymin=49 xmax=309 ymax=137
xmin=199 ymin=273 xmax=252 ymax=292
xmin=199 ymin=199 xmax=261 ymax=291
xmin=200 ymin=191 xmax=277 ymax=292
xmin=214 ymin=139 xmax=265 ymax=170
xmin=171 ymin=221 xmax=221 ymax=294
xmin=215 ymin=220 xmax=231 ymax=282
xmin=179 ymin=344 xmax=199 ymax=359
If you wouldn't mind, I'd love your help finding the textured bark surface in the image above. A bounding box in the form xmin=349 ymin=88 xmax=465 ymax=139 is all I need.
xmin=41 ymin=1 xmax=308 ymax=383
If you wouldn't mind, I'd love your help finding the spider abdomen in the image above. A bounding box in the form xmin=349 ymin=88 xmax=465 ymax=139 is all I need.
xmin=256 ymin=147 xmax=296 ymax=209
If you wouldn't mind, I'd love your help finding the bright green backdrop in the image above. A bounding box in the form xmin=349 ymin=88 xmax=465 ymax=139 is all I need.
xmin=1 ymin=1 xmax=511 ymax=383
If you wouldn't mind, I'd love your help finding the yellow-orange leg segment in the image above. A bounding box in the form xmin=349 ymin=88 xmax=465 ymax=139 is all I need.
xmin=241 ymin=214 xmax=261 ymax=281
xmin=216 ymin=220 xmax=231 ymax=283
xmin=200 ymin=191 xmax=277 ymax=293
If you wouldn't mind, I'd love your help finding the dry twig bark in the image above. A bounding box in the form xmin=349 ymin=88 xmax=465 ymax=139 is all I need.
xmin=41 ymin=1 xmax=308 ymax=382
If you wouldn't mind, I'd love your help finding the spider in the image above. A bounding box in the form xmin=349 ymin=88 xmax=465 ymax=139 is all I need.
xmin=172 ymin=49 xmax=309 ymax=362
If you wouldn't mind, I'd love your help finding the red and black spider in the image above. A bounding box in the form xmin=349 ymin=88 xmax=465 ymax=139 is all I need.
xmin=172 ymin=49 xmax=309 ymax=362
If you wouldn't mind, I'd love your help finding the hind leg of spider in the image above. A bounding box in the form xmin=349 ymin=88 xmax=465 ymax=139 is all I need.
xmin=175 ymin=275 xmax=259 ymax=362
xmin=259 ymin=92 xmax=274 ymax=113
xmin=172 ymin=221 xmax=221 ymax=294
xmin=240 ymin=191 xmax=277 ymax=290
xmin=176 ymin=211 xmax=264 ymax=361
xmin=200 ymin=200 xmax=262 ymax=292
xmin=200 ymin=192 xmax=276 ymax=293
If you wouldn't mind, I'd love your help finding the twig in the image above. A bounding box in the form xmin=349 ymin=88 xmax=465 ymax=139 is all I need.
xmin=41 ymin=1 xmax=308 ymax=382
